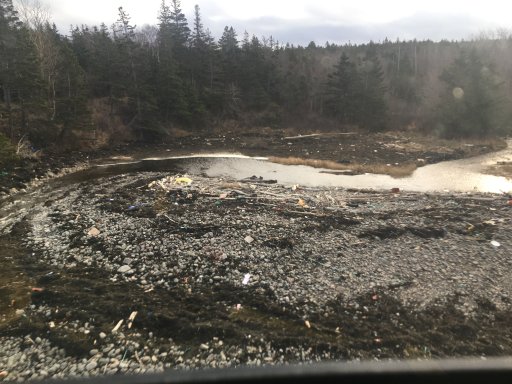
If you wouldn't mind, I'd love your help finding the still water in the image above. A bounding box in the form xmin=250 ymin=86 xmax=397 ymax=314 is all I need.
xmin=141 ymin=144 xmax=512 ymax=193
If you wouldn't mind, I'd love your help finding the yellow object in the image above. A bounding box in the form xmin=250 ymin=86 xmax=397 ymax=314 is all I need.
xmin=175 ymin=177 xmax=193 ymax=185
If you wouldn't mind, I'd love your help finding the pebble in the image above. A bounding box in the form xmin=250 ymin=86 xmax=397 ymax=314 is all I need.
xmin=1 ymin=172 xmax=510 ymax=381
xmin=117 ymin=265 xmax=132 ymax=274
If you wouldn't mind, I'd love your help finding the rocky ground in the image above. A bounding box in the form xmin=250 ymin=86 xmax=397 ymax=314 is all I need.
xmin=1 ymin=170 xmax=512 ymax=381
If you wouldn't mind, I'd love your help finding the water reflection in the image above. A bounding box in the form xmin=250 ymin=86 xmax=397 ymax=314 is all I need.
xmin=182 ymin=148 xmax=512 ymax=193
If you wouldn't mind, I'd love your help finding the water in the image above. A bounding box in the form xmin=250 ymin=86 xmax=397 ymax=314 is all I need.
xmin=127 ymin=144 xmax=512 ymax=193
xmin=2 ymin=145 xmax=512 ymax=234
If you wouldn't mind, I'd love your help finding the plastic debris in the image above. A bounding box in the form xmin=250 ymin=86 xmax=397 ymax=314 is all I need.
xmin=297 ymin=198 xmax=306 ymax=207
xmin=31 ymin=287 xmax=44 ymax=293
xmin=491 ymin=240 xmax=501 ymax=247
xmin=305 ymin=320 xmax=311 ymax=329
xmin=87 ymin=227 xmax=100 ymax=237
xmin=236 ymin=304 xmax=242 ymax=311
xmin=242 ymin=274 xmax=251 ymax=285
xmin=244 ymin=235 xmax=254 ymax=244
xmin=175 ymin=177 xmax=193 ymax=185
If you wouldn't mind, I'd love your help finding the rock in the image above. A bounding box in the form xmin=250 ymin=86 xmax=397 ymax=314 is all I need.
xmin=117 ymin=265 xmax=132 ymax=274
xmin=199 ymin=343 xmax=209 ymax=351
xmin=87 ymin=227 xmax=100 ymax=237
xmin=244 ymin=236 xmax=255 ymax=244
xmin=85 ymin=361 xmax=98 ymax=371
xmin=99 ymin=332 xmax=107 ymax=339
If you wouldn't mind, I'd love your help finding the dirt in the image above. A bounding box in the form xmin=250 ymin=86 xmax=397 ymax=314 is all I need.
xmin=0 ymin=130 xmax=505 ymax=197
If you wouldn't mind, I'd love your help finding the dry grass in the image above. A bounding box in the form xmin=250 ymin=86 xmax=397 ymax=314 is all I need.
xmin=485 ymin=164 xmax=512 ymax=179
xmin=268 ymin=156 xmax=417 ymax=178
xmin=169 ymin=127 xmax=193 ymax=138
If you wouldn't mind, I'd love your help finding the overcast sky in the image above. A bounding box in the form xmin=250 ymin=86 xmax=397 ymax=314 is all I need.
xmin=36 ymin=0 xmax=512 ymax=45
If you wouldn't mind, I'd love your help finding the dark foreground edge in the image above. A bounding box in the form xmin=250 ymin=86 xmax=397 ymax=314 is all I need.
xmin=43 ymin=358 xmax=512 ymax=384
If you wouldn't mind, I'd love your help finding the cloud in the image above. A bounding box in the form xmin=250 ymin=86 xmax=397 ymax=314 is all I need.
xmin=201 ymin=11 xmax=499 ymax=46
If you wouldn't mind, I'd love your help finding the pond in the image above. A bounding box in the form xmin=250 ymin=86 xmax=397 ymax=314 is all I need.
xmin=93 ymin=142 xmax=512 ymax=193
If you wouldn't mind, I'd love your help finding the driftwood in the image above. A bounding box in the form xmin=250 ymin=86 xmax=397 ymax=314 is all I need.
xmin=283 ymin=132 xmax=357 ymax=140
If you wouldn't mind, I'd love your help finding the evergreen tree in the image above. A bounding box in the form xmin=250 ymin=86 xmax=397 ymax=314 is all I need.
xmin=324 ymin=53 xmax=361 ymax=125
xmin=359 ymin=53 xmax=388 ymax=131
xmin=438 ymin=49 xmax=506 ymax=137
xmin=0 ymin=0 xmax=22 ymax=136
xmin=156 ymin=0 xmax=189 ymax=123
xmin=0 ymin=0 xmax=41 ymax=139
xmin=169 ymin=0 xmax=190 ymax=48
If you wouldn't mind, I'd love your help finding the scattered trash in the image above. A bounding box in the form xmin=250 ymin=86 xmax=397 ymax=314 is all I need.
xmin=305 ymin=320 xmax=311 ymax=329
xmin=128 ymin=311 xmax=138 ymax=329
xmin=483 ymin=220 xmax=496 ymax=226
xmin=15 ymin=309 xmax=25 ymax=316
xmin=491 ymin=240 xmax=501 ymax=247
xmin=31 ymin=287 xmax=45 ymax=293
xmin=219 ymin=193 xmax=228 ymax=199
xmin=175 ymin=177 xmax=193 ymax=185
xmin=467 ymin=224 xmax=475 ymax=232
xmin=49 ymin=321 xmax=55 ymax=328
xmin=297 ymin=198 xmax=306 ymax=207
xmin=374 ymin=338 xmax=383 ymax=344
xmin=244 ymin=235 xmax=254 ymax=244
xmin=391 ymin=188 xmax=400 ymax=193
xmin=335 ymin=327 xmax=341 ymax=334
xmin=148 ymin=175 xmax=193 ymax=191
xmin=87 ymin=227 xmax=100 ymax=237
xmin=291 ymin=184 xmax=299 ymax=191
xmin=372 ymin=294 xmax=379 ymax=301
xmin=112 ymin=319 xmax=123 ymax=333
xmin=242 ymin=273 xmax=251 ymax=285
xmin=236 ymin=304 xmax=242 ymax=311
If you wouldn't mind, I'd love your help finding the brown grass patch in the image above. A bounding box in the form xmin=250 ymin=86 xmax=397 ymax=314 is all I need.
xmin=268 ymin=156 xmax=417 ymax=178
xmin=169 ymin=127 xmax=193 ymax=138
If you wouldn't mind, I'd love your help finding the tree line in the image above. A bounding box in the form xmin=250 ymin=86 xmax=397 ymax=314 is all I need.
xmin=1 ymin=0 xmax=511 ymax=152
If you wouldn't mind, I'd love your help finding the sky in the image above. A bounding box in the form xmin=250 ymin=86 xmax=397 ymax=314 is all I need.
xmin=32 ymin=0 xmax=512 ymax=45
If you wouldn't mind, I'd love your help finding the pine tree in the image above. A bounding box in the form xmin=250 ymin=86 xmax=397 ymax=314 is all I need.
xmin=359 ymin=53 xmax=388 ymax=131
xmin=438 ymin=49 xmax=506 ymax=138
xmin=0 ymin=0 xmax=41 ymax=139
xmin=0 ymin=0 xmax=22 ymax=136
xmin=169 ymin=0 xmax=190 ymax=48
xmin=113 ymin=7 xmax=142 ymax=125
xmin=324 ymin=53 xmax=361 ymax=125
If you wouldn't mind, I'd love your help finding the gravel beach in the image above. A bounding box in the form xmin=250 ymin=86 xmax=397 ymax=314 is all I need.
xmin=1 ymin=170 xmax=512 ymax=381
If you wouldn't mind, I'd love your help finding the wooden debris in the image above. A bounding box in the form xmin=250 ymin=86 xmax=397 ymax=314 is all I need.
xmin=112 ymin=319 xmax=123 ymax=333
xmin=128 ymin=311 xmax=138 ymax=329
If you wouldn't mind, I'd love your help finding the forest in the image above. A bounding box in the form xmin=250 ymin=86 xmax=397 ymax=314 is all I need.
xmin=1 ymin=0 xmax=512 ymax=157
